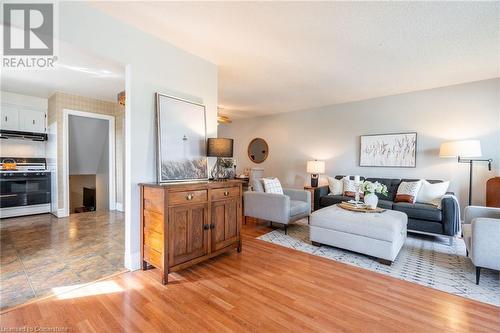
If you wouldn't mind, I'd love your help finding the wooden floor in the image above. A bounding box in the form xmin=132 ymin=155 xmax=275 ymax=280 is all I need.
xmin=1 ymin=218 xmax=499 ymax=332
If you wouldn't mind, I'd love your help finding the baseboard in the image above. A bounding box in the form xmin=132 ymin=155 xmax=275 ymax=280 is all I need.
xmin=124 ymin=251 xmax=141 ymax=271
xmin=56 ymin=208 xmax=68 ymax=218
xmin=115 ymin=202 xmax=124 ymax=212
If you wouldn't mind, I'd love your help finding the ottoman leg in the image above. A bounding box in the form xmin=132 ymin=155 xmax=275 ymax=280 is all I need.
xmin=377 ymin=258 xmax=392 ymax=266
xmin=311 ymin=241 xmax=322 ymax=247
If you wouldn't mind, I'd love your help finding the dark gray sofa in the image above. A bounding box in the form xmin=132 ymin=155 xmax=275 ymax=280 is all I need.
xmin=313 ymin=176 xmax=460 ymax=237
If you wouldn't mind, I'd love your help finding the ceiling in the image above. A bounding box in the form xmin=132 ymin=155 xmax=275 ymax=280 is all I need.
xmin=92 ymin=1 xmax=500 ymax=118
xmin=1 ymin=40 xmax=125 ymax=102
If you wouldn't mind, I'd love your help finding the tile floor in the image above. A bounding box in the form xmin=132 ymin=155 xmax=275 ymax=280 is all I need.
xmin=0 ymin=211 xmax=125 ymax=310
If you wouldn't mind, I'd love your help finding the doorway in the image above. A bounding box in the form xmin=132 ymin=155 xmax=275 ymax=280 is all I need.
xmin=63 ymin=109 xmax=115 ymax=216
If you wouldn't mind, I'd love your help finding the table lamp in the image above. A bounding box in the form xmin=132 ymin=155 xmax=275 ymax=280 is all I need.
xmin=307 ymin=160 xmax=325 ymax=187
xmin=440 ymin=140 xmax=492 ymax=205
xmin=207 ymin=138 xmax=234 ymax=180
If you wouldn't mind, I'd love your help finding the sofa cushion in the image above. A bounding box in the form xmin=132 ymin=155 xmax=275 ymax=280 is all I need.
xmin=251 ymin=178 xmax=264 ymax=192
xmin=365 ymin=178 xmax=401 ymax=201
xmin=408 ymin=218 xmax=443 ymax=234
xmin=320 ymin=195 xmax=352 ymax=207
xmin=377 ymin=200 xmax=394 ymax=210
xmin=393 ymin=202 xmax=442 ymax=222
xmin=290 ymin=200 xmax=309 ymax=217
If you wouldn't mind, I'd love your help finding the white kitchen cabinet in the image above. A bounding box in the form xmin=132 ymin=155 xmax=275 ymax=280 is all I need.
xmin=19 ymin=109 xmax=46 ymax=133
xmin=1 ymin=106 xmax=20 ymax=130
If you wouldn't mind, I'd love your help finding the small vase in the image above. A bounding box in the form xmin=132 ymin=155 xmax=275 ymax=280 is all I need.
xmin=364 ymin=192 xmax=378 ymax=209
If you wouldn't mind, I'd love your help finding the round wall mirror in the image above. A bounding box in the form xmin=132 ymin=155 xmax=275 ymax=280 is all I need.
xmin=248 ymin=138 xmax=269 ymax=163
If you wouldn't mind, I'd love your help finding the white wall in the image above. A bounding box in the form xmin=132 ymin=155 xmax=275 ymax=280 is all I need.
xmin=59 ymin=3 xmax=218 ymax=270
xmin=220 ymin=79 xmax=500 ymax=211
xmin=1 ymin=91 xmax=48 ymax=158
xmin=68 ymin=115 xmax=108 ymax=175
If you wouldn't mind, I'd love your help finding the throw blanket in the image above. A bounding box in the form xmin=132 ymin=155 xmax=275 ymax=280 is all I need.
xmin=438 ymin=194 xmax=461 ymax=235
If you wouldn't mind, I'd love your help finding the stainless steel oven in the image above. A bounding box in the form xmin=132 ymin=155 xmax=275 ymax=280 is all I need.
xmin=0 ymin=157 xmax=51 ymax=218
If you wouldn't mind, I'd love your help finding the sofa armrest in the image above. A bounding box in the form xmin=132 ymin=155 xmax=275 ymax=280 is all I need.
xmin=284 ymin=188 xmax=311 ymax=204
xmin=313 ymin=185 xmax=330 ymax=210
xmin=464 ymin=206 xmax=500 ymax=224
xmin=441 ymin=196 xmax=460 ymax=236
xmin=471 ymin=218 xmax=500 ymax=270
xmin=244 ymin=192 xmax=290 ymax=224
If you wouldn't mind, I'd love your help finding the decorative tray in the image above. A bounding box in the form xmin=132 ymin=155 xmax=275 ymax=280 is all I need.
xmin=338 ymin=202 xmax=386 ymax=213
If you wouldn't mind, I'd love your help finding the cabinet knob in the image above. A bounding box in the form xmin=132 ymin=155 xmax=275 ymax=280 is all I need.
xmin=223 ymin=191 xmax=229 ymax=196
xmin=210 ymin=224 xmax=215 ymax=229
xmin=203 ymin=224 xmax=210 ymax=230
xmin=186 ymin=193 xmax=194 ymax=200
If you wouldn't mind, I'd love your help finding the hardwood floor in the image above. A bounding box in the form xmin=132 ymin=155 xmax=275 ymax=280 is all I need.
xmin=1 ymin=218 xmax=499 ymax=332
xmin=0 ymin=211 xmax=125 ymax=310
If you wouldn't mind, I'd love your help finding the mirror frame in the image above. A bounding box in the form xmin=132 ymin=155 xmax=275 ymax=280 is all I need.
xmin=247 ymin=138 xmax=269 ymax=164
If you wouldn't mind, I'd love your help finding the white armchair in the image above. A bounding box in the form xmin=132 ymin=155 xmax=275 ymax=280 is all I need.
xmin=462 ymin=206 xmax=500 ymax=284
xmin=244 ymin=179 xmax=311 ymax=234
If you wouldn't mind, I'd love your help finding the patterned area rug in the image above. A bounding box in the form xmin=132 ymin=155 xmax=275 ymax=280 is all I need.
xmin=257 ymin=220 xmax=500 ymax=307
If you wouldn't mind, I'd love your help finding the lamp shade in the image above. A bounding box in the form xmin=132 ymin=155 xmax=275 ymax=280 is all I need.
xmin=207 ymin=138 xmax=233 ymax=157
xmin=307 ymin=160 xmax=325 ymax=174
xmin=439 ymin=140 xmax=482 ymax=158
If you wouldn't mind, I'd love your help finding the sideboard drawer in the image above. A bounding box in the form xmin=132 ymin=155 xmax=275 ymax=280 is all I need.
xmin=168 ymin=190 xmax=208 ymax=205
xmin=211 ymin=187 xmax=240 ymax=201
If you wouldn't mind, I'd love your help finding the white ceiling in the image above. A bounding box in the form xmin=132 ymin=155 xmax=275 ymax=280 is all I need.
xmin=92 ymin=1 xmax=500 ymax=118
xmin=1 ymin=40 xmax=125 ymax=102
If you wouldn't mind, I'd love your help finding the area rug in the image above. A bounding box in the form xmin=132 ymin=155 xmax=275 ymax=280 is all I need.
xmin=257 ymin=221 xmax=500 ymax=307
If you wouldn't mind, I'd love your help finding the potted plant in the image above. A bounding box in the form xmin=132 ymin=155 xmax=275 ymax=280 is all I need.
xmin=361 ymin=181 xmax=388 ymax=209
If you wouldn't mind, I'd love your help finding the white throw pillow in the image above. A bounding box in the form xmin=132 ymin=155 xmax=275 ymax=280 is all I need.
xmin=417 ymin=180 xmax=450 ymax=206
xmin=262 ymin=177 xmax=284 ymax=194
xmin=342 ymin=177 xmax=363 ymax=197
xmin=327 ymin=177 xmax=343 ymax=195
xmin=395 ymin=180 xmax=422 ymax=203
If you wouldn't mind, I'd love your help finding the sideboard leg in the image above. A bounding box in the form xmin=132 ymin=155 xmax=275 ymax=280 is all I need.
xmin=162 ymin=272 xmax=169 ymax=285
xmin=237 ymin=239 xmax=242 ymax=253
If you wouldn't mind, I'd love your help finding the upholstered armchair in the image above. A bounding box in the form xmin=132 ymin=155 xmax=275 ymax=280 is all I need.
xmin=244 ymin=179 xmax=311 ymax=234
xmin=462 ymin=206 xmax=500 ymax=284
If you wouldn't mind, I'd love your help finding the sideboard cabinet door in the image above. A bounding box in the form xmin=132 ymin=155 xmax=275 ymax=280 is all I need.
xmin=168 ymin=203 xmax=209 ymax=266
xmin=211 ymin=198 xmax=240 ymax=251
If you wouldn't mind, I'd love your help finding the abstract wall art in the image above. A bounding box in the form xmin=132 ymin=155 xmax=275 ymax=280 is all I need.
xmin=156 ymin=93 xmax=208 ymax=182
xmin=360 ymin=132 xmax=417 ymax=167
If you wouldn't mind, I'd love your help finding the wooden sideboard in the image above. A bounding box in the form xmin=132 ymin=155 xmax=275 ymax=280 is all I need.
xmin=139 ymin=180 xmax=243 ymax=284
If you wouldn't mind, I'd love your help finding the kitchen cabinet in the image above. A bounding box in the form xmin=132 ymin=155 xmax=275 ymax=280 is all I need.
xmin=1 ymin=106 xmax=19 ymax=130
xmin=19 ymin=109 xmax=46 ymax=133
xmin=0 ymin=105 xmax=46 ymax=133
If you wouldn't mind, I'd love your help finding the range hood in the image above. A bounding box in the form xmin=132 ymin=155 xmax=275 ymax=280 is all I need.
xmin=0 ymin=130 xmax=48 ymax=141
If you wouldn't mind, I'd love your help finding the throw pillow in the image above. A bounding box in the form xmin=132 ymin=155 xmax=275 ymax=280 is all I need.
xmin=262 ymin=177 xmax=284 ymax=195
xmin=395 ymin=181 xmax=423 ymax=203
xmin=343 ymin=177 xmax=364 ymax=198
xmin=417 ymin=180 xmax=450 ymax=206
xmin=327 ymin=177 xmax=343 ymax=195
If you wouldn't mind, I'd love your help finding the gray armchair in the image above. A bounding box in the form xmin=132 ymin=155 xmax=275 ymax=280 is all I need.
xmin=463 ymin=206 xmax=500 ymax=284
xmin=244 ymin=179 xmax=311 ymax=234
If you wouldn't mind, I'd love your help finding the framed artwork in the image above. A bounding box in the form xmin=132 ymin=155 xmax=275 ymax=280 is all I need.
xmin=156 ymin=93 xmax=208 ymax=182
xmin=360 ymin=132 xmax=417 ymax=168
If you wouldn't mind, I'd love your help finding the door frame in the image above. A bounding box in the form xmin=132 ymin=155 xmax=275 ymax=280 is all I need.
xmin=62 ymin=108 xmax=116 ymax=216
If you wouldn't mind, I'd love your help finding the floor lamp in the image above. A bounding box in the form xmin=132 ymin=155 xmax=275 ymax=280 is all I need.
xmin=440 ymin=140 xmax=493 ymax=206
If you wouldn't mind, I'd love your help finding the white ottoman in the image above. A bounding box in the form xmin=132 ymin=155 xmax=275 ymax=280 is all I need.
xmin=310 ymin=205 xmax=407 ymax=264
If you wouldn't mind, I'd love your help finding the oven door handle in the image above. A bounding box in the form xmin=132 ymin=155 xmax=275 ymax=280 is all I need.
xmin=0 ymin=194 xmax=17 ymax=198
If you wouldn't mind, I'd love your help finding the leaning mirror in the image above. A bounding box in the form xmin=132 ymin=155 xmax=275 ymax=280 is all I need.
xmin=248 ymin=138 xmax=269 ymax=163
